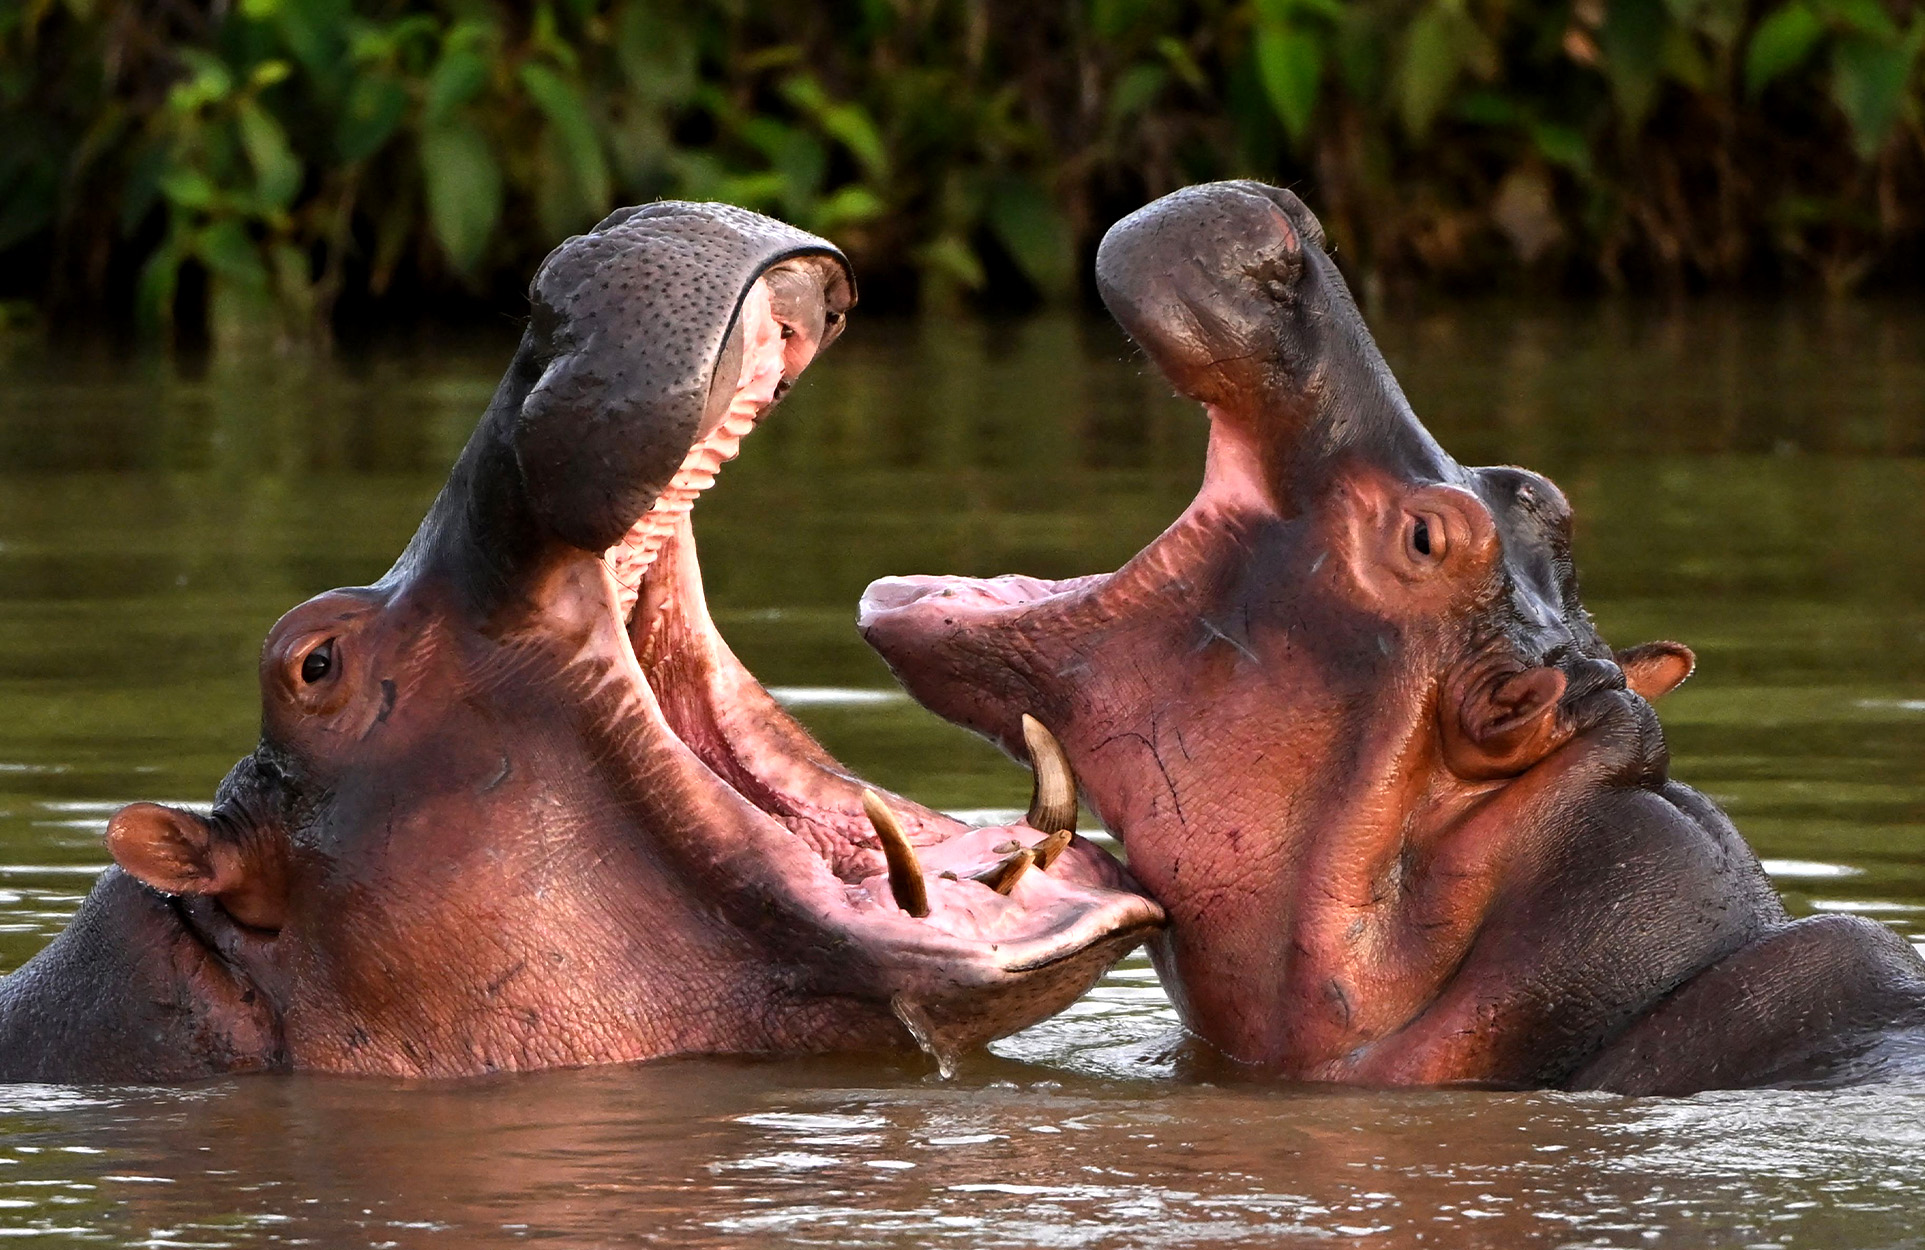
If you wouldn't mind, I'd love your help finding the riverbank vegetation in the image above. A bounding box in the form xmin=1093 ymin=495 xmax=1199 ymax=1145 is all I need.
xmin=4 ymin=0 xmax=1922 ymax=338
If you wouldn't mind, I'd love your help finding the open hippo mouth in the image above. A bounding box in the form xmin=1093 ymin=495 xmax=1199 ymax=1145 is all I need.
xmin=597 ymin=268 xmax=1162 ymax=996
xmin=854 ymin=183 xmax=1735 ymax=1082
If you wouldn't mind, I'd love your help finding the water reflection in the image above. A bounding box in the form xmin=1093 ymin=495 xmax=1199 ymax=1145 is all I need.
xmin=1 ymin=301 xmax=1924 ymax=1244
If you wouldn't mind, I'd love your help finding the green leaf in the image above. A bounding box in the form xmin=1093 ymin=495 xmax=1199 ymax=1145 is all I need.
xmin=1528 ymin=121 xmax=1594 ymax=175
xmin=1254 ymin=21 xmax=1323 ymax=141
xmin=418 ymin=119 xmax=501 ymax=273
xmin=1109 ymin=64 xmax=1169 ymax=123
xmin=158 ymin=167 xmax=218 ymax=212
xmin=336 ymin=74 xmax=408 ymax=162
xmin=1745 ymin=2 xmax=1823 ymax=95
xmin=1599 ymin=0 xmax=1669 ymax=126
xmin=985 ymin=177 xmax=1074 ymax=300
xmin=236 ymin=100 xmax=301 ymax=211
xmin=519 ymin=63 xmax=611 ymax=217
xmin=137 ymin=241 xmax=185 ymax=332
xmin=249 ymin=59 xmax=292 ymax=90
xmin=1400 ymin=2 xmax=1463 ymax=137
xmin=196 ymin=219 xmax=268 ymax=289
xmin=1813 ymin=0 xmax=1899 ymax=39
xmin=821 ymin=103 xmax=889 ymax=178
xmin=812 ymin=185 xmax=885 ymax=230
xmin=1831 ymin=29 xmax=1921 ymax=156
xmin=425 ymin=47 xmax=491 ymax=125
xmin=916 ymin=235 xmax=986 ymax=290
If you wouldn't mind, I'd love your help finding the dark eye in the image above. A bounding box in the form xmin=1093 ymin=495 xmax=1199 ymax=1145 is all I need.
xmin=301 ymin=641 xmax=335 ymax=684
xmin=779 ymin=322 xmax=795 ymax=340
xmin=1412 ymin=519 xmax=1432 ymax=556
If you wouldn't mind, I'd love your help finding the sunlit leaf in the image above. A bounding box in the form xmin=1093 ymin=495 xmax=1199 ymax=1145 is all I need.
xmin=418 ymin=119 xmax=501 ymax=273
xmin=520 ymin=63 xmax=611 ymax=215
xmin=1255 ymin=21 xmax=1323 ymax=141
xmin=236 ymin=100 xmax=301 ymax=211
xmin=158 ymin=168 xmax=218 ymax=212
xmin=1745 ymin=2 xmax=1823 ymax=95
xmin=986 ymin=177 xmax=1074 ymax=300
xmin=813 ymin=184 xmax=885 ymax=230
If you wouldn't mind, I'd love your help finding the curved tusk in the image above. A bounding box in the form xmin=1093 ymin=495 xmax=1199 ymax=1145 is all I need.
xmin=1022 ymin=713 xmax=1078 ymax=835
xmin=861 ymin=789 xmax=930 ymax=918
xmin=970 ymin=849 xmax=1035 ymax=896
xmin=1030 ymin=828 xmax=1072 ymax=871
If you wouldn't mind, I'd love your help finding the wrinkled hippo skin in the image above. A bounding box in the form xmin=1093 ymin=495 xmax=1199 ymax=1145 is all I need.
xmin=860 ymin=181 xmax=1925 ymax=1094
xmin=0 ymin=202 xmax=1160 ymax=1082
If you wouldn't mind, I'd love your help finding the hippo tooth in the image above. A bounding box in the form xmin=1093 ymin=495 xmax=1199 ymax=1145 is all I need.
xmin=1021 ymin=714 xmax=1078 ymax=835
xmin=860 ymin=789 xmax=930 ymax=918
xmin=970 ymin=849 xmax=1035 ymax=896
xmin=1030 ymin=828 xmax=1072 ymax=871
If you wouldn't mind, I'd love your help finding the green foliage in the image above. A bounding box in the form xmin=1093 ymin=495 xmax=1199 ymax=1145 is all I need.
xmin=5 ymin=0 xmax=1925 ymax=338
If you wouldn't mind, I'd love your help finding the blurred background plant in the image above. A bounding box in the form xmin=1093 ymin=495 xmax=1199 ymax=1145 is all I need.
xmin=3 ymin=0 xmax=1921 ymax=342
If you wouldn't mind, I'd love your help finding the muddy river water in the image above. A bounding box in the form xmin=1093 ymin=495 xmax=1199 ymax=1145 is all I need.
xmin=1 ymin=302 xmax=1922 ymax=1246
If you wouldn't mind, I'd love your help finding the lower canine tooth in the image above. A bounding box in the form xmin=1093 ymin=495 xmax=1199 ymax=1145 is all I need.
xmin=1022 ymin=714 xmax=1079 ymax=835
xmin=1031 ymin=829 xmax=1072 ymax=870
xmin=861 ymin=790 xmax=930 ymax=918
xmin=971 ymin=849 xmax=1035 ymax=896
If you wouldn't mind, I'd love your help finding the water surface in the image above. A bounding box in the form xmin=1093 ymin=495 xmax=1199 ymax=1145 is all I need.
xmin=1 ymin=302 xmax=1923 ymax=1245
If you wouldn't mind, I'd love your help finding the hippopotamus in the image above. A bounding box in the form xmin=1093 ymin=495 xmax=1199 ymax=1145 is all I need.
xmin=0 ymin=202 xmax=1159 ymax=1082
xmin=859 ymin=181 xmax=1925 ymax=1094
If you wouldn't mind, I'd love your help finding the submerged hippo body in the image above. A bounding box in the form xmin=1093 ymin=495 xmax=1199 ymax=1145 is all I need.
xmin=0 ymin=203 xmax=1160 ymax=1082
xmin=861 ymin=182 xmax=1925 ymax=1094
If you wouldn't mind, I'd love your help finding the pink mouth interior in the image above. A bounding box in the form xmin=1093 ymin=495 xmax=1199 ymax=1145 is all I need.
xmin=589 ymin=277 xmax=1159 ymax=951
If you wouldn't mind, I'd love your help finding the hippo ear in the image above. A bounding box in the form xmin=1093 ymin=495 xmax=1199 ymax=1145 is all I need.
xmin=1446 ymin=666 xmax=1571 ymax=780
xmin=1617 ymin=641 xmax=1695 ymax=703
xmin=105 ymin=803 xmax=286 ymax=932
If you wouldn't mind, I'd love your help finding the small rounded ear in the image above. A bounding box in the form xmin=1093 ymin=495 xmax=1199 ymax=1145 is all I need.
xmin=1617 ymin=641 xmax=1695 ymax=703
xmin=105 ymin=803 xmax=286 ymax=931
xmin=1446 ymin=666 xmax=1571 ymax=780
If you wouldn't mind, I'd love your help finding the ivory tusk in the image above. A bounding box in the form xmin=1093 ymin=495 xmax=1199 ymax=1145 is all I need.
xmin=861 ymin=789 xmax=930 ymax=918
xmin=1022 ymin=713 xmax=1078 ymax=835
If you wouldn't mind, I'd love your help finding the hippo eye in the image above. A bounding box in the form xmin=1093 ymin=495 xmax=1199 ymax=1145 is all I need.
xmin=1412 ymin=520 xmax=1432 ymax=556
xmin=779 ymin=322 xmax=795 ymax=340
xmin=300 ymin=641 xmax=335 ymax=684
